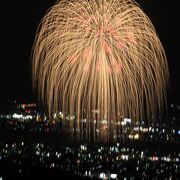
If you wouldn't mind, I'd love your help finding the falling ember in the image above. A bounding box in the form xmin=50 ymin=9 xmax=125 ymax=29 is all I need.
xmin=107 ymin=66 xmax=112 ymax=74
xmin=69 ymin=55 xmax=78 ymax=64
xmin=32 ymin=0 xmax=169 ymax=142
xmin=114 ymin=63 xmax=122 ymax=74
xmin=103 ymin=42 xmax=111 ymax=54
xmin=83 ymin=48 xmax=92 ymax=59
xmin=126 ymin=32 xmax=137 ymax=44
xmin=110 ymin=28 xmax=119 ymax=36
xmin=96 ymin=62 xmax=101 ymax=71
xmin=83 ymin=65 xmax=89 ymax=72
xmin=118 ymin=41 xmax=125 ymax=49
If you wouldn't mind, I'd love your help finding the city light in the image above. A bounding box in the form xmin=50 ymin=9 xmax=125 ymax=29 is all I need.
xmin=12 ymin=113 xmax=23 ymax=119
xmin=134 ymin=134 xmax=139 ymax=140
xmin=0 ymin=141 xmax=179 ymax=179
xmin=110 ymin=174 xmax=117 ymax=179
xmin=0 ymin=88 xmax=179 ymax=179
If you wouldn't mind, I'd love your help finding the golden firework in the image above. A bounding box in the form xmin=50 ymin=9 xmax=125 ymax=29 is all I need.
xmin=32 ymin=0 xmax=169 ymax=141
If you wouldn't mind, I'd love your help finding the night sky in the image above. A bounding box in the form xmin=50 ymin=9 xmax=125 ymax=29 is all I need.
xmin=1 ymin=0 xmax=180 ymax=103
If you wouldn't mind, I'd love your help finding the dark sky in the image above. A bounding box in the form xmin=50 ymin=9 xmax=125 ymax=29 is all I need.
xmin=1 ymin=0 xmax=180 ymax=103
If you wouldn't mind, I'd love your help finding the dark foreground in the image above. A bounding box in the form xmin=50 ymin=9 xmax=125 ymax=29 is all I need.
xmin=0 ymin=129 xmax=180 ymax=180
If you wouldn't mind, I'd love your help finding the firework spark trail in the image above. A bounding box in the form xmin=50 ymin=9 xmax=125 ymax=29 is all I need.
xmin=32 ymin=0 xmax=169 ymax=141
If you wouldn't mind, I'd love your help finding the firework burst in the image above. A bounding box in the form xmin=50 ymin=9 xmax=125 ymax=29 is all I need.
xmin=32 ymin=0 xmax=169 ymax=141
